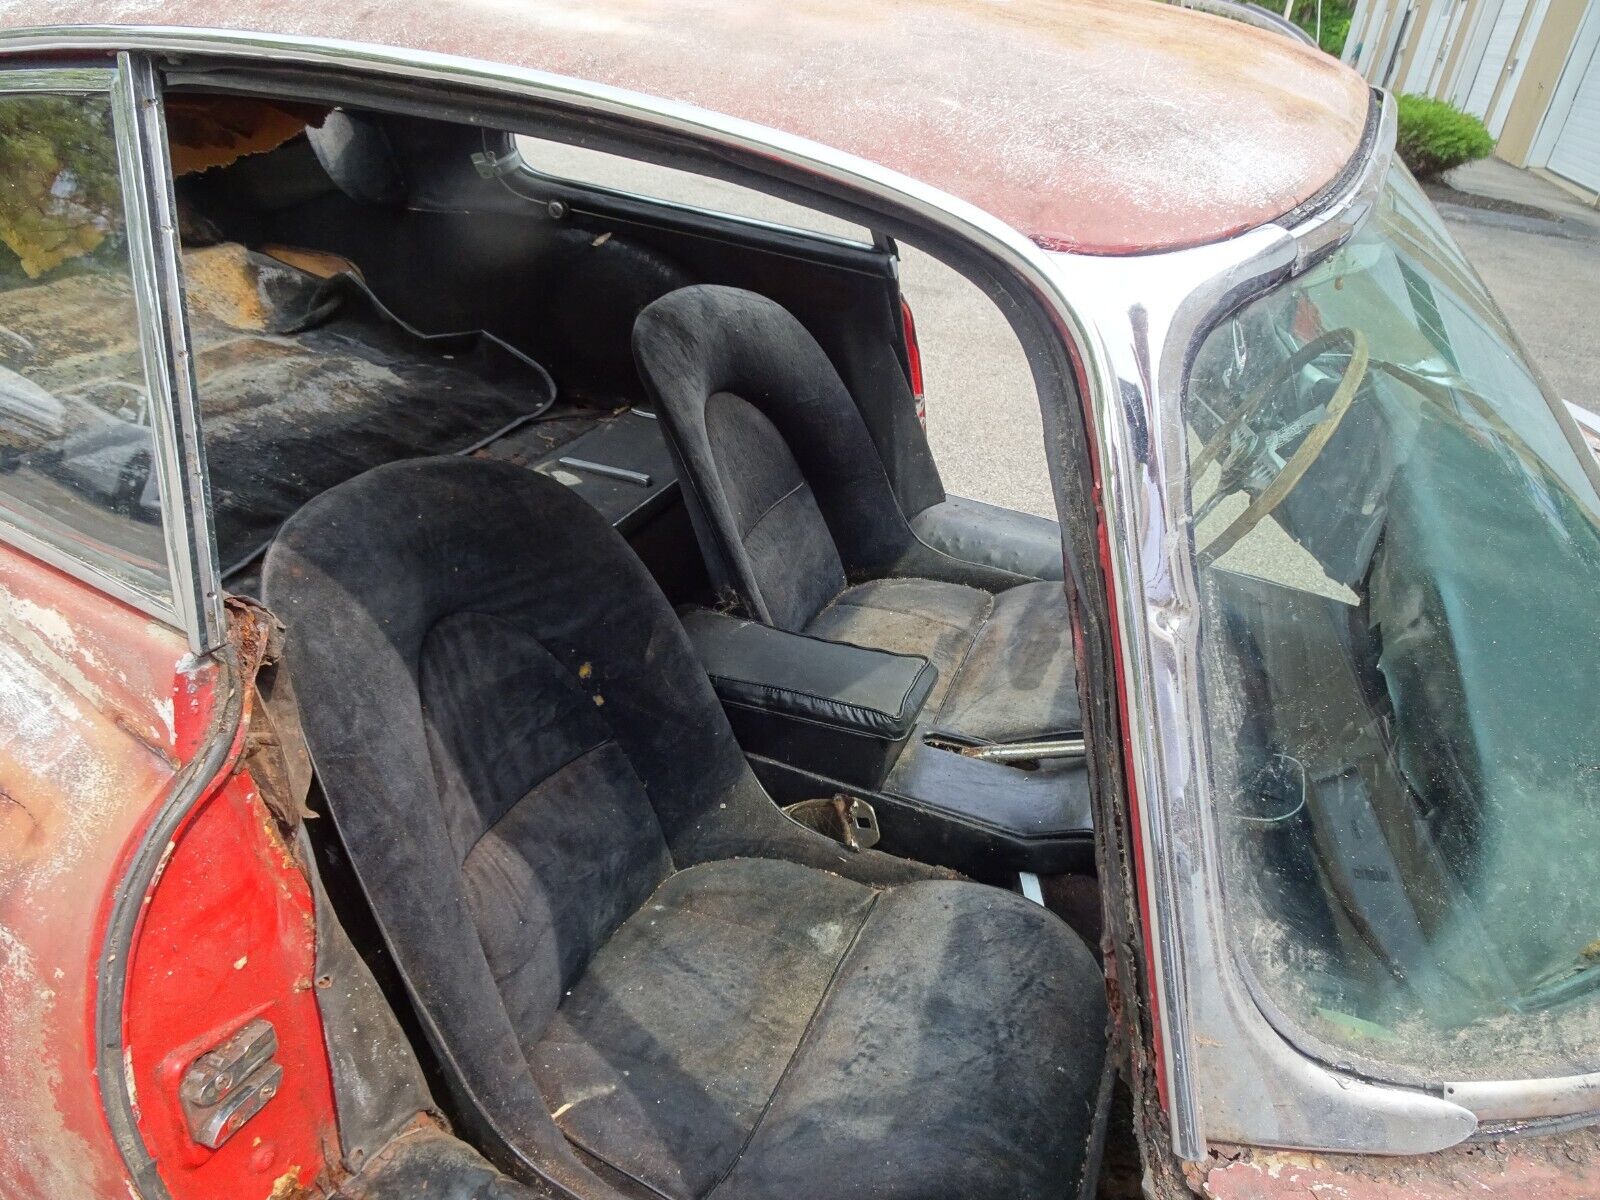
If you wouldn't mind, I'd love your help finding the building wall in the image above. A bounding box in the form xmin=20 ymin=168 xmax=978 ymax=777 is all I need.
xmin=1498 ymin=0 xmax=1591 ymax=163
xmin=1345 ymin=0 xmax=1599 ymax=201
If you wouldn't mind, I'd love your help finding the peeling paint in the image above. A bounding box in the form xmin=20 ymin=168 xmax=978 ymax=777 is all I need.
xmin=0 ymin=541 xmax=206 ymax=1199
xmin=0 ymin=921 xmax=100 ymax=1199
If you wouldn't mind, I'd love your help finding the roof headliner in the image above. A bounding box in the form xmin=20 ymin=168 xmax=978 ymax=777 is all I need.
xmin=0 ymin=0 xmax=1372 ymax=254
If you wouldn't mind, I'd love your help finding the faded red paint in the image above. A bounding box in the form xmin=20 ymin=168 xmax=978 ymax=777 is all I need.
xmin=0 ymin=537 xmax=339 ymax=1200
xmin=0 ymin=540 xmax=210 ymax=1198
xmin=0 ymin=0 xmax=1371 ymax=255
xmin=122 ymin=767 xmax=339 ymax=1199
xmin=1192 ymin=1134 xmax=1600 ymax=1200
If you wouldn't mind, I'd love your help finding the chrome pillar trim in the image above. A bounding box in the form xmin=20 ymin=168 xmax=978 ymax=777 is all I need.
xmin=1045 ymin=229 xmax=1292 ymax=1161
xmin=1045 ymin=89 xmax=1475 ymax=1158
xmin=112 ymin=52 xmax=225 ymax=654
xmin=1290 ymin=89 xmax=1398 ymax=277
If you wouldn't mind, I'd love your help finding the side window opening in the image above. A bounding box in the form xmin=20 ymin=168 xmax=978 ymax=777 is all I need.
xmin=897 ymin=246 xmax=1054 ymax=520
xmin=512 ymin=134 xmax=1053 ymax=521
xmin=169 ymin=102 xmax=1061 ymax=598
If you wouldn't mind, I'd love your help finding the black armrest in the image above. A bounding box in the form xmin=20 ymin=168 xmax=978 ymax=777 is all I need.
xmin=910 ymin=495 xmax=1065 ymax=582
xmin=680 ymin=607 xmax=936 ymax=786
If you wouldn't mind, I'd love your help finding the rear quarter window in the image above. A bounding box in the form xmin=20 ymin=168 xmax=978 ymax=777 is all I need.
xmin=513 ymin=135 xmax=873 ymax=244
xmin=0 ymin=89 xmax=171 ymax=602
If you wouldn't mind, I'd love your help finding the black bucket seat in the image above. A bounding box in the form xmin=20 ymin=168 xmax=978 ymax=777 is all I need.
xmin=632 ymin=284 xmax=1081 ymax=748
xmin=263 ymin=457 xmax=1105 ymax=1200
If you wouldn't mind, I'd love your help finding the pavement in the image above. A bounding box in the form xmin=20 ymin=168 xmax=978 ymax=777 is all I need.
xmin=1427 ymin=159 xmax=1600 ymax=418
xmin=899 ymin=249 xmax=1057 ymax=518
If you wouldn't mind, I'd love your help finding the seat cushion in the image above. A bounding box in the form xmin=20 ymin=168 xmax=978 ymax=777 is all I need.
xmin=805 ymin=577 xmax=992 ymax=714
xmin=936 ymin=580 xmax=1081 ymax=742
xmin=806 ymin=577 xmax=1080 ymax=743
xmin=534 ymin=858 xmax=1105 ymax=1200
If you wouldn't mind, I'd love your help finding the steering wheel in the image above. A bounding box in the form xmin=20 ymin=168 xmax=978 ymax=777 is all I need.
xmin=1193 ymin=326 xmax=1370 ymax=564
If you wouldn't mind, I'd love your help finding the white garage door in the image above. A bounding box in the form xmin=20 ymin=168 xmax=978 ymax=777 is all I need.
xmin=1404 ymin=2 xmax=1454 ymax=91
xmin=1546 ymin=19 xmax=1600 ymax=191
xmin=1461 ymin=0 xmax=1531 ymax=118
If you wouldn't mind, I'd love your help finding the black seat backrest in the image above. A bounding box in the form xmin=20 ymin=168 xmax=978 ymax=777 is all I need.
xmin=262 ymin=456 xmax=928 ymax=1184
xmin=633 ymin=285 xmax=918 ymax=630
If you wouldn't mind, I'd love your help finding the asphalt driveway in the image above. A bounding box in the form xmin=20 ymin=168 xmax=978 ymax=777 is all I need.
xmin=1440 ymin=215 xmax=1600 ymax=417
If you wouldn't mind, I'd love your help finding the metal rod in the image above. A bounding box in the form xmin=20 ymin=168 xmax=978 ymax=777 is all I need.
xmin=961 ymin=737 xmax=1086 ymax=763
xmin=557 ymin=457 xmax=652 ymax=486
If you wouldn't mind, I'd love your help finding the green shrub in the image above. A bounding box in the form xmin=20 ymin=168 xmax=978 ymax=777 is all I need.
xmin=1395 ymin=94 xmax=1495 ymax=179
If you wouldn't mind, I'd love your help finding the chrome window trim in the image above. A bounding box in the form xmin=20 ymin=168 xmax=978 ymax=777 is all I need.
xmin=111 ymin=52 xmax=225 ymax=653
xmin=0 ymin=24 xmax=1555 ymax=1158
xmin=0 ymin=512 xmax=172 ymax=621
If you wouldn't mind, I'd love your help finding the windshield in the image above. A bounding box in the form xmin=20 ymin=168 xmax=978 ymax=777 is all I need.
xmin=1188 ymin=165 xmax=1600 ymax=1081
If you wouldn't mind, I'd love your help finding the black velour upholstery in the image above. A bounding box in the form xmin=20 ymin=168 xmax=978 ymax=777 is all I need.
xmin=632 ymin=284 xmax=1081 ymax=746
xmin=263 ymin=457 xmax=1106 ymax=1199
xmin=812 ymin=578 xmax=1082 ymax=743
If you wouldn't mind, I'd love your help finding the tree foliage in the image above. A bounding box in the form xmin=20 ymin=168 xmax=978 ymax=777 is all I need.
xmin=1287 ymin=0 xmax=1355 ymax=58
xmin=0 ymin=96 xmax=123 ymax=279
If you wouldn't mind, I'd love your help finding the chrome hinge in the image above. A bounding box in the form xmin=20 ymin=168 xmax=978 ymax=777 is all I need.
xmin=179 ymin=1019 xmax=282 ymax=1149
xmin=469 ymin=149 xmax=521 ymax=179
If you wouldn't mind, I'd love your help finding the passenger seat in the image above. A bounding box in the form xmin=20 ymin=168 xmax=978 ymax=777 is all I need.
xmin=631 ymin=284 xmax=1081 ymax=749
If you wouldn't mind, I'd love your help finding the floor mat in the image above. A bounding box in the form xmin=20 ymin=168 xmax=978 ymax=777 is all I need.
xmin=0 ymin=242 xmax=556 ymax=576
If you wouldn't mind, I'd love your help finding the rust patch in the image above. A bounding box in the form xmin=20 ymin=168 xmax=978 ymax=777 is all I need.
xmin=1192 ymin=1131 xmax=1600 ymax=1199
xmin=164 ymin=95 xmax=328 ymax=176
xmin=266 ymin=1165 xmax=308 ymax=1200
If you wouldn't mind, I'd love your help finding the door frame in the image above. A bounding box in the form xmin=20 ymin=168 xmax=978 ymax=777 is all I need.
xmin=0 ymin=56 xmax=223 ymax=653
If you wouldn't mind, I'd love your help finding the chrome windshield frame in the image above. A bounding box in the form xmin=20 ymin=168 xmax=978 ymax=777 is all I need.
xmin=1049 ymin=87 xmax=1600 ymax=1155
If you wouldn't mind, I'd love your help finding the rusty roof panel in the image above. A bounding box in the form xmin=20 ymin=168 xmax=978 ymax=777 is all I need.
xmin=0 ymin=0 xmax=1371 ymax=254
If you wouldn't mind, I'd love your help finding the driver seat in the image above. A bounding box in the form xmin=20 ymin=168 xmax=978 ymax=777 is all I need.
xmin=263 ymin=457 xmax=1106 ymax=1199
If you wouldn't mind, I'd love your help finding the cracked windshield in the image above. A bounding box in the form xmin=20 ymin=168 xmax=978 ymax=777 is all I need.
xmin=1188 ymin=166 xmax=1600 ymax=1079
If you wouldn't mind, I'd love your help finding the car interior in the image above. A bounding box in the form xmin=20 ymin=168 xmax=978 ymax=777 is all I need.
xmin=21 ymin=91 xmax=1116 ymax=1195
